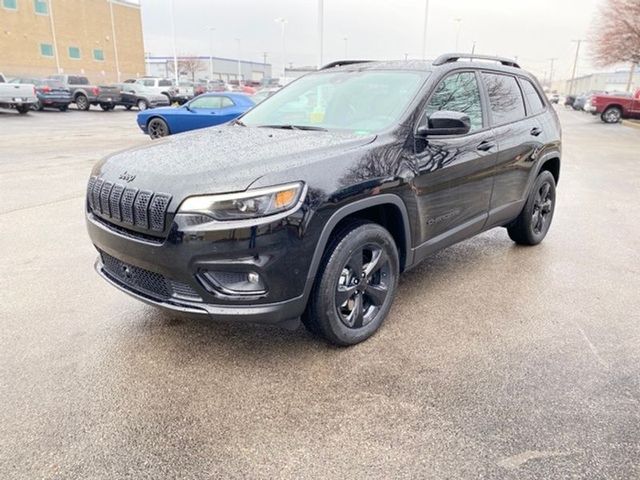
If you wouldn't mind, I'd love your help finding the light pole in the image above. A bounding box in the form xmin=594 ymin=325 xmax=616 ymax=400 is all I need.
xmin=108 ymin=0 xmax=121 ymax=82
xmin=471 ymin=41 xmax=476 ymax=55
xmin=343 ymin=36 xmax=348 ymax=58
xmin=454 ymin=18 xmax=462 ymax=51
xmin=548 ymin=57 xmax=557 ymax=89
xmin=170 ymin=0 xmax=178 ymax=85
xmin=317 ymin=0 xmax=324 ymax=68
xmin=48 ymin=0 xmax=61 ymax=73
xmin=235 ymin=38 xmax=242 ymax=85
xmin=421 ymin=0 xmax=430 ymax=60
xmin=208 ymin=26 xmax=215 ymax=80
xmin=569 ymin=39 xmax=583 ymax=95
xmin=275 ymin=18 xmax=287 ymax=81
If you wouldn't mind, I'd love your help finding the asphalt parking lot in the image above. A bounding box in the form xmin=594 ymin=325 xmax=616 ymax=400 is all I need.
xmin=1 ymin=106 xmax=639 ymax=479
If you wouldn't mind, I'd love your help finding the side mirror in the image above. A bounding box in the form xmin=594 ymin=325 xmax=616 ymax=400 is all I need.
xmin=417 ymin=110 xmax=471 ymax=137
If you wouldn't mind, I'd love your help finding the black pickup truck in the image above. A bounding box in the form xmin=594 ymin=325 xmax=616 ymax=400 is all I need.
xmin=46 ymin=74 xmax=121 ymax=111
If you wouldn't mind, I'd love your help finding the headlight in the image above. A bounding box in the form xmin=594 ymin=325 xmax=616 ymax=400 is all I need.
xmin=178 ymin=182 xmax=305 ymax=220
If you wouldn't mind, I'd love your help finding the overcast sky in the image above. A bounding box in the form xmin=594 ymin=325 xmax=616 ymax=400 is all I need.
xmin=140 ymin=0 xmax=606 ymax=81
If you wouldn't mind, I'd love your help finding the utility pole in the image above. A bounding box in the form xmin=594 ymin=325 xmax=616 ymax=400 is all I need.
xmin=548 ymin=57 xmax=557 ymax=89
xmin=471 ymin=41 xmax=476 ymax=55
xmin=343 ymin=36 xmax=348 ymax=58
xmin=262 ymin=52 xmax=268 ymax=66
xmin=108 ymin=0 xmax=121 ymax=82
xmin=569 ymin=40 xmax=583 ymax=95
xmin=317 ymin=0 xmax=324 ymax=68
xmin=421 ymin=0 xmax=430 ymax=60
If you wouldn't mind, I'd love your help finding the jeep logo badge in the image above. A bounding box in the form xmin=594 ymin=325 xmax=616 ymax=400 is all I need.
xmin=118 ymin=171 xmax=136 ymax=183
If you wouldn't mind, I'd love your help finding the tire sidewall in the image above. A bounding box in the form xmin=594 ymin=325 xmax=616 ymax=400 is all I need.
xmin=522 ymin=171 xmax=556 ymax=244
xmin=315 ymin=224 xmax=399 ymax=345
xmin=602 ymin=107 xmax=621 ymax=124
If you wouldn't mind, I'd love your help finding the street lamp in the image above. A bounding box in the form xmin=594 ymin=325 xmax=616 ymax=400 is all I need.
xmin=275 ymin=17 xmax=288 ymax=81
xmin=169 ymin=0 xmax=178 ymax=85
xmin=454 ymin=18 xmax=462 ymax=51
xmin=235 ymin=38 xmax=242 ymax=85
xmin=108 ymin=0 xmax=121 ymax=82
xmin=421 ymin=0 xmax=430 ymax=60
xmin=208 ymin=26 xmax=215 ymax=80
xmin=317 ymin=0 xmax=324 ymax=68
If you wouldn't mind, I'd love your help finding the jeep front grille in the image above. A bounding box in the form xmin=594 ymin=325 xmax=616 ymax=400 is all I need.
xmin=87 ymin=176 xmax=171 ymax=234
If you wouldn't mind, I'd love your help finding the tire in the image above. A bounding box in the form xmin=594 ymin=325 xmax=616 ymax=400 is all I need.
xmin=75 ymin=94 xmax=90 ymax=111
xmin=137 ymin=99 xmax=149 ymax=111
xmin=302 ymin=220 xmax=399 ymax=346
xmin=507 ymin=171 xmax=556 ymax=246
xmin=16 ymin=104 xmax=30 ymax=114
xmin=33 ymin=101 xmax=44 ymax=111
xmin=59 ymin=105 xmax=69 ymax=112
xmin=125 ymin=105 xmax=133 ymax=111
xmin=100 ymin=103 xmax=113 ymax=111
xmin=147 ymin=117 xmax=169 ymax=139
xmin=601 ymin=106 xmax=622 ymax=124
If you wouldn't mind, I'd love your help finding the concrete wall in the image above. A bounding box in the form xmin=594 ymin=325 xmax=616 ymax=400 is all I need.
xmin=0 ymin=0 xmax=144 ymax=82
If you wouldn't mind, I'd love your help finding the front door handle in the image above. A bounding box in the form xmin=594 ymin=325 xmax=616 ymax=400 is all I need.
xmin=477 ymin=141 xmax=496 ymax=152
xmin=530 ymin=127 xmax=542 ymax=136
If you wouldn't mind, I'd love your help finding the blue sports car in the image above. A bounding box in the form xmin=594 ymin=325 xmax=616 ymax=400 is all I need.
xmin=137 ymin=92 xmax=255 ymax=139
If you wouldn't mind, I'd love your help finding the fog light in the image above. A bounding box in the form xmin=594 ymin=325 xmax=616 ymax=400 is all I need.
xmin=198 ymin=270 xmax=266 ymax=295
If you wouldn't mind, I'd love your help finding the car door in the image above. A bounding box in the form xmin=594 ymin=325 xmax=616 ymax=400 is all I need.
xmin=183 ymin=95 xmax=223 ymax=131
xmin=481 ymin=72 xmax=546 ymax=226
xmin=409 ymin=70 xmax=498 ymax=259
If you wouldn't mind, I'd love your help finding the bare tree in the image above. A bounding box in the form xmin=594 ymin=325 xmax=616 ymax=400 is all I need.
xmin=590 ymin=0 xmax=640 ymax=91
xmin=177 ymin=56 xmax=204 ymax=82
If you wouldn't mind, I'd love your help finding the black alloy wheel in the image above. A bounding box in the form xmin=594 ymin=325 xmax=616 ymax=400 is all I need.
xmin=507 ymin=170 xmax=556 ymax=245
xmin=148 ymin=118 xmax=169 ymax=139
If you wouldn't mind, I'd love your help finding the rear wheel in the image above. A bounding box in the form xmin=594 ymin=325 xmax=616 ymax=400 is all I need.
xmin=601 ymin=106 xmax=622 ymax=124
xmin=147 ymin=117 xmax=169 ymax=139
xmin=75 ymin=94 xmax=90 ymax=111
xmin=16 ymin=104 xmax=30 ymax=114
xmin=303 ymin=221 xmax=399 ymax=346
xmin=507 ymin=171 xmax=556 ymax=245
xmin=33 ymin=100 xmax=44 ymax=111
xmin=125 ymin=105 xmax=133 ymax=111
xmin=59 ymin=104 xmax=69 ymax=112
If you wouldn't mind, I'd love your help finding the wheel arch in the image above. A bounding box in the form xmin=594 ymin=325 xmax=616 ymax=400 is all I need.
xmin=146 ymin=115 xmax=170 ymax=134
xmin=302 ymin=194 xmax=413 ymax=303
xmin=538 ymin=156 xmax=560 ymax=185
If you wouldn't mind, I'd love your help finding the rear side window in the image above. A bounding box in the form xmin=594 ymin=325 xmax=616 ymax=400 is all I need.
xmin=142 ymin=80 xmax=154 ymax=87
xmin=520 ymin=78 xmax=546 ymax=115
xmin=482 ymin=73 xmax=526 ymax=125
xmin=424 ymin=72 xmax=483 ymax=132
xmin=220 ymin=97 xmax=235 ymax=108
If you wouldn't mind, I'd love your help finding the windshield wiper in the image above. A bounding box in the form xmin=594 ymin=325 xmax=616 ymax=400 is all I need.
xmin=257 ymin=124 xmax=328 ymax=132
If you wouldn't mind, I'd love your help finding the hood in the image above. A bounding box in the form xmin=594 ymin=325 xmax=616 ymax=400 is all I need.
xmin=93 ymin=125 xmax=375 ymax=197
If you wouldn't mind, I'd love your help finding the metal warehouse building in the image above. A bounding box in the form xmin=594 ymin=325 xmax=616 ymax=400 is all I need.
xmin=0 ymin=0 xmax=145 ymax=82
xmin=145 ymin=55 xmax=272 ymax=84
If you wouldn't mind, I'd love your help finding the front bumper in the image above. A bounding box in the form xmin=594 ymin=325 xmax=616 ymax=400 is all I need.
xmin=86 ymin=205 xmax=313 ymax=324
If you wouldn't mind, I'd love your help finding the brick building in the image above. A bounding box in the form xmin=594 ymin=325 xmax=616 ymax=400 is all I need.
xmin=0 ymin=0 xmax=145 ymax=82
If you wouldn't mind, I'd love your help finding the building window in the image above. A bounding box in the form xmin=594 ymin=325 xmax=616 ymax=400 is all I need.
xmin=34 ymin=0 xmax=47 ymax=14
xmin=68 ymin=46 xmax=81 ymax=59
xmin=92 ymin=49 xmax=104 ymax=61
xmin=40 ymin=43 xmax=54 ymax=57
xmin=3 ymin=0 xmax=18 ymax=10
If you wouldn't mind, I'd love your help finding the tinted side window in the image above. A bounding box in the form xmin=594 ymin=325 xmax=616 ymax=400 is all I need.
xmin=424 ymin=72 xmax=483 ymax=132
xmin=520 ymin=78 xmax=545 ymax=115
xmin=220 ymin=97 xmax=235 ymax=108
xmin=482 ymin=73 xmax=526 ymax=125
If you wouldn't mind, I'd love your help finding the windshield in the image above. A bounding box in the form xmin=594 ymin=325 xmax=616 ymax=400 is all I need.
xmin=240 ymin=70 xmax=428 ymax=133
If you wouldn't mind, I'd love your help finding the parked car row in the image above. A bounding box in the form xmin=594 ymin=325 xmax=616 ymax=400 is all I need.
xmin=566 ymin=89 xmax=640 ymax=123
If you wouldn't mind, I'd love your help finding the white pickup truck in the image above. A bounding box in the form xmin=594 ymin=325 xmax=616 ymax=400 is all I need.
xmin=0 ymin=72 xmax=37 ymax=114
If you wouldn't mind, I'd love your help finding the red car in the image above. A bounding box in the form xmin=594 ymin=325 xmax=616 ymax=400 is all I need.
xmin=587 ymin=89 xmax=640 ymax=123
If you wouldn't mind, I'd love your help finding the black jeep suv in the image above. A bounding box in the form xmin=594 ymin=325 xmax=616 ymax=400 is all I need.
xmin=86 ymin=54 xmax=561 ymax=346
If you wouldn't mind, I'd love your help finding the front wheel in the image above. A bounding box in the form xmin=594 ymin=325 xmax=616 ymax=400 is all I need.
xmin=601 ymin=106 xmax=622 ymax=124
xmin=137 ymin=99 xmax=149 ymax=111
xmin=303 ymin=221 xmax=399 ymax=346
xmin=147 ymin=117 xmax=169 ymax=139
xmin=507 ymin=171 xmax=556 ymax=245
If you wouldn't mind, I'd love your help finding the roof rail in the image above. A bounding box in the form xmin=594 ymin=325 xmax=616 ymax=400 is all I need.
xmin=432 ymin=53 xmax=520 ymax=69
xmin=320 ymin=60 xmax=373 ymax=70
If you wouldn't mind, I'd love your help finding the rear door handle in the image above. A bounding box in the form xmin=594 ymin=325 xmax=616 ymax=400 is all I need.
xmin=530 ymin=127 xmax=542 ymax=136
xmin=477 ymin=141 xmax=496 ymax=152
